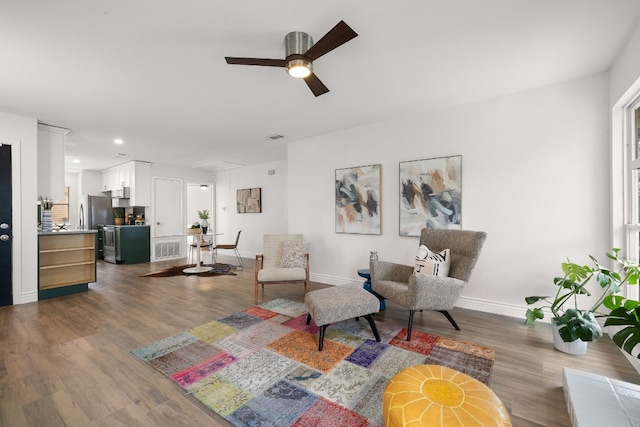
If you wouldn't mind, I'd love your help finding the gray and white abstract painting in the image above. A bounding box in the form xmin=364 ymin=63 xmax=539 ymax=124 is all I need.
xmin=399 ymin=155 xmax=461 ymax=236
xmin=335 ymin=164 xmax=381 ymax=234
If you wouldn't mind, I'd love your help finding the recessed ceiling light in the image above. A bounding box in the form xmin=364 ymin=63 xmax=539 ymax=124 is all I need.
xmin=72 ymin=159 xmax=80 ymax=164
xmin=114 ymin=138 xmax=124 ymax=145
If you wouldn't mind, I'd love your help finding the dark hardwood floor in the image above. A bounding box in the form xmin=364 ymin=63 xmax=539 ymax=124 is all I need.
xmin=1 ymin=256 xmax=639 ymax=426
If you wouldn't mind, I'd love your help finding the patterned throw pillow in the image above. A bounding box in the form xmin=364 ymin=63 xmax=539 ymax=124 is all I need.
xmin=280 ymin=241 xmax=310 ymax=268
xmin=414 ymin=244 xmax=450 ymax=276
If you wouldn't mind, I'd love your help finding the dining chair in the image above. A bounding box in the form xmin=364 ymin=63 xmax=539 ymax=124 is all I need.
xmin=213 ymin=230 xmax=243 ymax=269
xmin=187 ymin=234 xmax=214 ymax=265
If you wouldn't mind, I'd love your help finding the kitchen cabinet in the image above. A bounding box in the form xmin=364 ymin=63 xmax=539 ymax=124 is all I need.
xmin=129 ymin=161 xmax=151 ymax=206
xmin=38 ymin=231 xmax=97 ymax=299
xmin=37 ymin=124 xmax=69 ymax=201
xmin=115 ymin=225 xmax=150 ymax=264
xmin=101 ymin=161 xmax=151 ymax=206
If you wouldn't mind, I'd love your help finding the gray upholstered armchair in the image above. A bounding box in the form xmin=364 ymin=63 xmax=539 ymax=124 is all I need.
xmin=370 ymin=228 xmax=487 ymax=340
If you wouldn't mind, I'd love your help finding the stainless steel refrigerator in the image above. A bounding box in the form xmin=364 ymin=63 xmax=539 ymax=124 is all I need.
xmin=80 ymin=195 xmax=113 ymax=230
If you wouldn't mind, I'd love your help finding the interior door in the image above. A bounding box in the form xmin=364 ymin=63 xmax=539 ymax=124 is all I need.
xmin=154 ymin=177 xmax=182 ymax=237
xmin=0 ymin=143 xmax=13 ymax=306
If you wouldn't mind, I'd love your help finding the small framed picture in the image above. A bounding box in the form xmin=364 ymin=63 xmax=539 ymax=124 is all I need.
xmin=237 ymin=188 xmax=262 ymax=213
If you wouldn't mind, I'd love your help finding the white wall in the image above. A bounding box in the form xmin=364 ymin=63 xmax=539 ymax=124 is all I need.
xmin=65 ymin=172 xmax=79 ymax=227
xmin=288 ymin=73 xmax=610 ymax=318
xmin=0 ymin=111 xmax=39 ymax=304
xmin=215 ymin=159 xmax=287 ymax=258
xmin=609 ymin=24 xmax=640 ymax=106
xmin=78 ymin=169 xmax=103 ymax=196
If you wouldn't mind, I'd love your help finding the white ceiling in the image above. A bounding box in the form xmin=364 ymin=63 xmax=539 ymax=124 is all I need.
xmin=2 ymin=0 xmax=639 ymax=173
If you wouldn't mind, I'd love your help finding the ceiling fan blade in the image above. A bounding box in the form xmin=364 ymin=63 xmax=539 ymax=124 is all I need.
xmin=304 ymin=73 xmax=329 ymax=97
xmin=225 ymin=57 xmax=287 ymax=67
xmin=304 ymin=20 xmax=358 ymax=61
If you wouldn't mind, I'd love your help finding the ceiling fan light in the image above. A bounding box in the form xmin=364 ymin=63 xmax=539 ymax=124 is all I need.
xmin=287 ymin=59 xmax=312 ymax=78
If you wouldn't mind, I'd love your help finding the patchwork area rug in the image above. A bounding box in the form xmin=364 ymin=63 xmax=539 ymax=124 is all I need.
xmin=131 ymin=298 xmax=495 ymax=426
xmin=141 ymin=263 xmax=237 ymax=277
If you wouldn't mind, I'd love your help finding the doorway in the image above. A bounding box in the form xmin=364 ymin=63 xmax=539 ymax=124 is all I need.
xmin=186 ymin=183 xmax=214 ymax=231
xmin=0 ymin=143 xmax=13 ymax=306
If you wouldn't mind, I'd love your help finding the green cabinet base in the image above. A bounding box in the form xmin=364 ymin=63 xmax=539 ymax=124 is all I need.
xmin=116 ymin=226 xmax=150 ymax=264
xmin=39 ymin=283 xmax=89 ymax=300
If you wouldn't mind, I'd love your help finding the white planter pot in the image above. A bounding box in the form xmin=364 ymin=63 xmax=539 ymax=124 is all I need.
xmin=552 ymin=321 xmax=588 ymax=356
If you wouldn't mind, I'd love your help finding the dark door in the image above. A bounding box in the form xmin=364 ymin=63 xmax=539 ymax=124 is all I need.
xmin=0 ymin=144 xmax=13 ymax=306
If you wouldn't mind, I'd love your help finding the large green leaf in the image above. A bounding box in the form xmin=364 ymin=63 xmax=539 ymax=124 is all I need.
xmin=596 ymin=269 xmax=621 ymax=293
xmin=553 ymin=277 xmax=591 ymax=295
xmin=604 ymin=307 xmax=640 ymax=359
xmin=525 ymin=308 xmax=545 ymax=325
xmin=562 ymin=263 xmax=592 ymax=281
xmin=603 ymin=294 xmax=626 ymax=310
xmin=525 ymin=296 xmax=549 ymax=305
xmin=555 ymin=309 xmax=602 ymax=342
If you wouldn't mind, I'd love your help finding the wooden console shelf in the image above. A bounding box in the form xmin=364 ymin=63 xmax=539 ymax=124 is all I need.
xmin=38 ymin=232 xmax=97 ymax=299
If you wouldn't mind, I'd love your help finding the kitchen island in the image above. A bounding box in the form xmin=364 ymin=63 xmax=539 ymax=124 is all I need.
xmin=103 ymin=225 xmax=150 ymax=264
xmin=38 ymin=230 xmax=98 ymax=299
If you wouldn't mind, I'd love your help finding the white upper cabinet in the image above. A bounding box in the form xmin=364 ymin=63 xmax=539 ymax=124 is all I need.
xmin=130 ymin=161 xmax=151 ymax=206
xmin=37 ymin=124 xmax=69 ymax=201
xmin=101 ymin=161 xmax=151 ymax=206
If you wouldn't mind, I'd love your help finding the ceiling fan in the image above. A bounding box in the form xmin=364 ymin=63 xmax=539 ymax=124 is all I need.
xmin=225 ymin=20 xmax=358 ymax=97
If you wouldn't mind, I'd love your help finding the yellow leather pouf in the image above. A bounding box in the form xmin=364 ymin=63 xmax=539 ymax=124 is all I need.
xmin=383 ymin=365 xmax=512 ymax=427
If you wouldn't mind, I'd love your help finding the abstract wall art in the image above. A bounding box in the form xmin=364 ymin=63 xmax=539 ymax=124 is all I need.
xmin=237 ymin=187 xmax=262 ymax=213
xmin=399 ymin=155 xmax=461 ymax=236
xmin=335 ymin=164 xmax=381 ymax=234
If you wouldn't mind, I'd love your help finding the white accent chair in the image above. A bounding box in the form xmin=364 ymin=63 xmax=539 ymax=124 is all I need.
xmin=254 ymin=234 xmax=309 ymax=303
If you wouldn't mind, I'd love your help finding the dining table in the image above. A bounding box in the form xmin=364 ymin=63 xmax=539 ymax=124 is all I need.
xmin=179 ymin=231 xmax=223 ymax=274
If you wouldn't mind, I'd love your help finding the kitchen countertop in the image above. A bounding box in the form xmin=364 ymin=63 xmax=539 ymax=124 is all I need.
xmin=38 ymin=230 xmax=98 ymax=235
xmin=111 ymin=224 xmax=150 ymax=227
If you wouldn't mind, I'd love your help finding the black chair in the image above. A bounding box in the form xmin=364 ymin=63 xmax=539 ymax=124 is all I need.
xmin=214 ymin=230 xmax=243 ymax=269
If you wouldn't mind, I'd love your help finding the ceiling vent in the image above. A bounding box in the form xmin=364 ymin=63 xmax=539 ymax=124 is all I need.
xmin=194 ymin=161 xmax=245 ymax=172
xmin=265 ymin=134 xmax=284 ymax=141
xmin=112 ymin=153 xmax=129 ymax=158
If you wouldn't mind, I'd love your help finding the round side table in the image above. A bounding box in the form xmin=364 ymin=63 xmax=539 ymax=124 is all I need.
xmin=357 ymin=268 xmax=386 ymax=310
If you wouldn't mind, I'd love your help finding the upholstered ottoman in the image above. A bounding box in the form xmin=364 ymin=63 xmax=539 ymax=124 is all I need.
xmin=383 ymin=365 xmax=512 ymax=427
xmin=304 ymin=285 xmax=381 ymax=351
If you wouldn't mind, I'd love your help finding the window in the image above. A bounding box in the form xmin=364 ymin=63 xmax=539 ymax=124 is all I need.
xmin=52 ymin=186 xmax=69 ymax=224
xmin=624 ymin=98 xmax=640 ymax=301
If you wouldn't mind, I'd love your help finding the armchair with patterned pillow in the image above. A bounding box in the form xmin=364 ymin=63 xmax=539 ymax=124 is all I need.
xmin=254 ymin=234 xmax=310 ymax=303
xmin=370 ymin=228 xmax=487 ymax=340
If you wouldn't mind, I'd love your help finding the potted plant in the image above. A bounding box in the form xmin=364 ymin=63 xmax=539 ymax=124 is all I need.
xmin=198 ymin=209 xmax=210 ymax=234
xmin=525 ymin=248 xmax=640 ymax=358
xmin=113 ymin=209 xmax=125 ymax=225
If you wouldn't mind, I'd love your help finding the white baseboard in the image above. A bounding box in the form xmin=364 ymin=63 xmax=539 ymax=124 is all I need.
xmin=455 ymin=295 xmax=531 ymax=321
xmin=17 ymin=291 xmax=37 ymax=304
xmin=309 ymin=273 xmax=360 ymax=287
xmin=308 ymin=273 xmax=640 ymax=374
xmin=309 ymin=273 xmax=531 ymax=321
